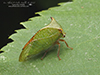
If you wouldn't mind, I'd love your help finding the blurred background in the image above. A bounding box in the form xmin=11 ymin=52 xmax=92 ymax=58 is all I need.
xmin=0 ymin=0 xmax=72 ymax=50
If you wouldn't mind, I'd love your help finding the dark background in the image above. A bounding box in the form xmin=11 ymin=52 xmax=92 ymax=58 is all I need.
xmin=0 ymin=0 xmax=71 ymax=51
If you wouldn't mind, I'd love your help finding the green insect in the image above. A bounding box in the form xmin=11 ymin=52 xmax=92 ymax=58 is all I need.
xmin=19 ymin=17 xmax=73 ymax=62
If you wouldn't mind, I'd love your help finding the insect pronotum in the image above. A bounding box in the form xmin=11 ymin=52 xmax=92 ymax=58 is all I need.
xmin=19 ymin=17 xmax=73 ymax=62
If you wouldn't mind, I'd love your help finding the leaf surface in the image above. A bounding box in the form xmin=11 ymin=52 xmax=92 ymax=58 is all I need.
xmin=0 ymin=0 xmax=100 ymax=75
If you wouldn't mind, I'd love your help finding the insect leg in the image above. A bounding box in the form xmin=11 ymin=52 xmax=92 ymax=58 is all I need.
xmin=41 ymin=43 xmax=56 ymax=60
xmin=59 ymin=39 xmax=73 ymax=50
xmin=41 ymin=50 xmax=49 ymax=60
xmin=56 ymin=41 xmax=61 ymax=60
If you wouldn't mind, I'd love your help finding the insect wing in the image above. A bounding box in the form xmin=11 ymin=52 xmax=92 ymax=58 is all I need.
xmin=19 ymin=17 xmax=64 ymax=62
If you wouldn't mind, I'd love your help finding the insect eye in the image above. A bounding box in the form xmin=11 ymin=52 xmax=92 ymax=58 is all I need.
xmin=63 ymin=35 xmax=65 ymax=37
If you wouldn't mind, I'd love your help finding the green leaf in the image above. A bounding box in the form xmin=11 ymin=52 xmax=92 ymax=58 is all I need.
xmin=0 ymin=0 xmax=100 ymax=75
